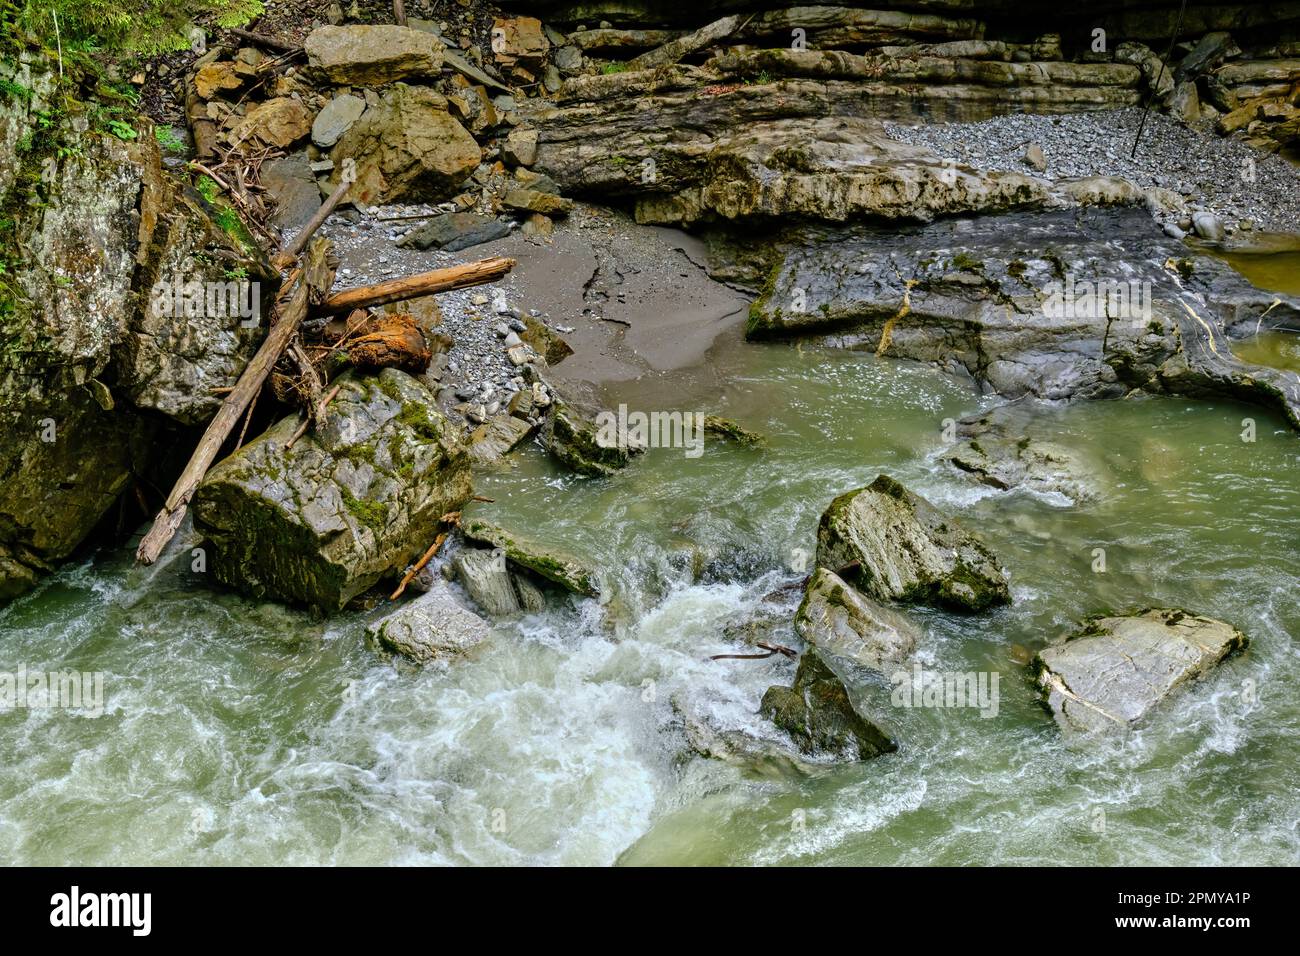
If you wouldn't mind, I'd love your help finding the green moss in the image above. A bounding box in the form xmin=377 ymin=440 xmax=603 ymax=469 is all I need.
xmin=340 ymin=487 xmax=388 ymax=532
xmin=951 ymin=252 xmax=983 ymax=273
xmin=745 ymin=262 xmax=785 ymax=339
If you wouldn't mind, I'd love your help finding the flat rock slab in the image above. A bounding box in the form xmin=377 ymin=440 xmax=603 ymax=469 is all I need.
xmin=312 ymin=93 xmax=366 ymax=148
xmin=460 ymin=516 xmax=600 ymax=597
xmin=397 ymin=212 xmax=511 ymax=253
xmin=817 ymin=474 xmax=1011 ymax=612
xmin=1034 ymin=608 xmax=1248 ymax=733
xmin=746 ymin=206 xmax=1300 ymax=430
xmin=305 ymin=25 xmax=443 ymax=87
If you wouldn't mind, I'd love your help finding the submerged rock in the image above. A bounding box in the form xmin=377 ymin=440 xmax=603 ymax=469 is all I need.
xmin=795 ymin=568 xmax=919 ymax=672
xmin=542 ymin=399 xmax=645 ymax=477
xmin=366 ymin=581 xmax=489 ymax=664
xmin=941 ymin=402 xmax=1105 ymax=503
xmin=193 ymin=370 xmax=471 ymax=611
xmin=817 ymin=475 xmax=1011 ymax=612
xmin=702 ymin=415 xmax=765 ymax=445
xmin=760 ymin=648 xmax=896 ymax=761
xmin=460 ymin=517 xmax=600 ymax=597
xmin=1033 ymin=608 xmax=1248 ymax=733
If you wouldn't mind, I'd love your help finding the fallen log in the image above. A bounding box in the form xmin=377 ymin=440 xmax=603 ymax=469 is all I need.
xmin=135 ymin=240 xmax=336 ymax=564
xmin=311 ymin=257 xmax=516 ymax=316
xmin=628 ymin=14 xmax=742 ymax=71
xmin=276 ymin=177 xmax=352 ymax=269
xmin=228 ymin=28 xmax=302 ymax=54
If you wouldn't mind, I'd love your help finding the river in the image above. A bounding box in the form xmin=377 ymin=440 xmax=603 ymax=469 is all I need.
xmin=1 ymin=254 xmax=1297 ymax=866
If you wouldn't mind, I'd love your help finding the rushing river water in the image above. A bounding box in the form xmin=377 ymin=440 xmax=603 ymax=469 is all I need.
xmin=2 ymin=263 xmax=1299 ymax=866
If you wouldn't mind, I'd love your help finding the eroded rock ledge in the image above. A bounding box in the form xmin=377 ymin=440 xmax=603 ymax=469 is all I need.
xmin=746 ymin=206 xmax=1300 ymax=429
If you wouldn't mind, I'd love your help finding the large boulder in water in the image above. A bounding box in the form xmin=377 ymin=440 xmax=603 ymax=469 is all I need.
xmin=795 ymin=568 xmax=918 ymax=672
xmin=760 ymin=648 xmax=896 ymax=761
xmin=193 ymin=370 xmax=471 ymax=611
xmin=1033 ymin=608 xmax=1248 ymax=733
xmin=816 ymin=475 xmax=1011 ymax=612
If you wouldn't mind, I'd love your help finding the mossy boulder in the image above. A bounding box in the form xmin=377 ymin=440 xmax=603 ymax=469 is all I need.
xmin=1033 ymin=608 xmax=1248 ymax=734
xmin=193 ymin=370 xmax=471 ymax=611
xmin=816 ymin=474 xmax=1011 ymax=612
xmin=0 ymin=50 xmax=267 ymax=600
xmin=760 ymin=648 xmax=896 ymax=761
xmin=460 ymin=517 xmax=600 ymax=597
xmin=795 ymin=568 xmax=918 ymax=672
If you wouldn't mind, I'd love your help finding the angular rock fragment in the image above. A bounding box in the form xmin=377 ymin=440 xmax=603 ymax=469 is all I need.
xmin=366 ymin=581 xmax=490 ymax=664
xmin=460 ymin=517 xmax=599 ymax=597
xmin=795 ymin=569 xmax=918 ymax=672
xmin=816 ymin=475 xmax=1011 ymax=612
xmin=760 ymin=648 xmax=896 ymax=761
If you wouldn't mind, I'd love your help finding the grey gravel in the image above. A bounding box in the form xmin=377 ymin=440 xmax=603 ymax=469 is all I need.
xmin=885 ymin=107 xmax=1300 ymax=233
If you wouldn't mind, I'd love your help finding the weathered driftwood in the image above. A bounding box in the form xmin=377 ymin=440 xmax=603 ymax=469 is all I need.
xmin=393 ymin=1 xmax=408 ymax=27
xmin=135 ymin=240 xmax=336 ymax=564
xmin=275 ymin=178 xmax=352 ymax=269
xmin=389 ymin=512 xmax=461 ymax=600
xmin=327 ymin=312 xmax=432 ymax=374
xmin=311 ymin=257 xmax=516 ymax=316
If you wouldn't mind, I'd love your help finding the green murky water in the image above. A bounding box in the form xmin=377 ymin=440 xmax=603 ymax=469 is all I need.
xmin=2 ymin=284 xmax=1298 ymax=867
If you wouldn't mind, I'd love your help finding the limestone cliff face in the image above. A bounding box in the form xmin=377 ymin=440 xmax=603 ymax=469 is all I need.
xmin=0 ymin=50 xmax=273 ymax=600
xmin=512 ymin=1 xmax=1300 ymax=223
